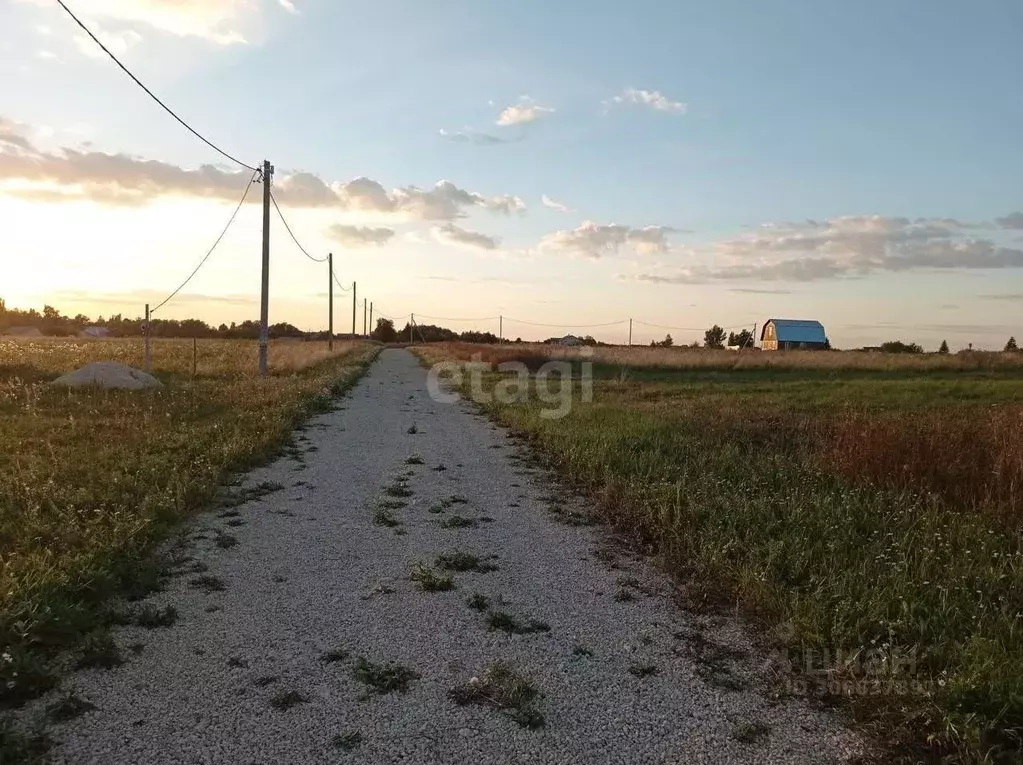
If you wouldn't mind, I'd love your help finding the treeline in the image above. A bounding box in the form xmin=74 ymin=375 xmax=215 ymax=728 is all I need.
xmin=0 ymin=300 xmax=316 ymax=339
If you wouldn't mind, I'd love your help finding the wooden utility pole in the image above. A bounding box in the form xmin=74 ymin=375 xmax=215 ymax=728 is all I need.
xmin=144 ymin=303 xmax=151 ymax=372
xmin=258 ymin=160 xmax=273 ymax=376
xmin=409 ymin=313 xmax=414 ymax=343
xmin=363 ymin=299 xmax=367 ymax=337
xmin=499 ymin=315 xmax=503 ymax=343
xmin=628 ymin=318 xmax=633 ymax=346
xmin=351 ymin=282 xmax=357 ymax=338
xmin=328 ymin=252 xmax=334 ymax=351
xmin=369 ymin=302 xmax=373 ymax=337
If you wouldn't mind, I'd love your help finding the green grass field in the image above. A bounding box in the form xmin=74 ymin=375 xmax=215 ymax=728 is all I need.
xmin=0 ymin=338 xmax=378 ymax=716
xmin=417 ymin=343 xmax=1023 ymax=763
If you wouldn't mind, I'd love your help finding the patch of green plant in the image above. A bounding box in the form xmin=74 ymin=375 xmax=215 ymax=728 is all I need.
xmin=269 ymin=689 xmax=308 ymax=711
xmin=75 ymin=632 xmax=122 ymax=670
xmin=189 ymin=575 xmax=226 ymax=593
xmin=46 ymin=690 xmax=96 ymax=723
xmin=405 ymin=454 xmax=424 ymax=465
xmin=440 ymin=515 xmax=477 ymax=529
xmin=353 ymin=658 xmax=419 ymax=695
xmin=0 ymin=718 xmax=51 ymax=764
xmin=321 ymin=649 xmax=348 ymax=664
xmin=449 ymin=662 xmax=545 ymax=729
xmin=467 ymin=593 xmax=491 ymax=612
xmin=435 ymin=552 xmax=498 ymax=573
xmin=409 ymin=564 xmax=454 ymax=592
xmin=373 ymin=507 xmax=401 ymax=528
xmin=332 ymin=731 xmax=363 ymax=750
xmin=486 ymin=611 xmax=549 ymax=635
xmin=628 ymin=663 xmax=658 ymax=678
xmin=135 ymin=605 xmax=178 ymax=629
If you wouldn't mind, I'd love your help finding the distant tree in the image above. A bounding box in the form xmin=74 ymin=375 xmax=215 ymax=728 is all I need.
xmin=1006 ymin=336 xmax=1019 ymax=352
xmin=727 ymin=329 xmax=754 ymax=348
xmin=938 ymin=339 xmax=950 ymax=354
xmin=661 ymin=334 xmax=673 ymax=348
xmin=880 ymin=340 xmax=923 ymax=354
xmin=704 ymin=325 xmax=726 ymax=349
xmin=372 ymin=318 xmax=398 ymax=343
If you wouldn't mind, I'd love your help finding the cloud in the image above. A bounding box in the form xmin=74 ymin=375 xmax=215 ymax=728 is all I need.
xmin=278 ymin=0 xmax=297 ymax=12
xmin=541 ymin=194 xmax=571 ymax=213
xmin=74 ymin=25 xmax=143 ymax=58
xmin=995 ymin=212 xmax=1023 ymax=229
xmin=0 ymin=117 xmax=525 ymax=220
xmin=729 ymin=288 xmax=794 ymax=295
xmin=603 ymin=88 xmax=686 ymax=114
xmin=326 ymin=224 xmax=394 ymax=247
xmin=438 ymin=128 xmax=517 ymax=146
xmin=982 ymin=293 xmax=1023 ymax=301
xmin=541 ymin=221 xmax=677 ymax=258
xmin=633 ymin=215 xmax=1023 ymax=283
xmin=496 ymin=97 xmax=555 ymax=126
xmin=432 ymin=223 xmax=500 ymax=251
xmin=21 ymin=0 xmax=253 ymax=44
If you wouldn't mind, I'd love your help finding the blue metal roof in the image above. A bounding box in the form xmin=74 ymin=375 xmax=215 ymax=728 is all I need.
xmin=763 ymin=319 xmax=827 ymax=344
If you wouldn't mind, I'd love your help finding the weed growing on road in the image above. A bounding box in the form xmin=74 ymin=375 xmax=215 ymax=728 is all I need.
xmin=46 ymin=690 xmax=96 ymax=723
xmin=135 ymin=605 xmax=178 ymax=629
xmin=628 ymin=663 xmax=659 ymax=678
xmin=405 ymin=454 xmax=424 ymax=465
xmin=732 ymin=721 xmax=772 ymax=744
xmin=320 ymin=649 xmax=348 ymax=664
xmin=449 ymin=662 xmax=545 ymax=729
xmin=252 ymin=675 xmax=279 ymax=687
xmin=213 ymin=531 xmax=238 ymax=549
xmin=227 ymin=657 xmax=248 ymax=669
xmin=269 ymin=690 xmax=308 ymax=711
xmin=440 ymin=515 xmax=477 ymax=529
xmin=435 ymin=552 xmax=498 ymax=573
xmin=377 ymin=499 xmax=407 ymax=510
xmin=373 ymin=507 xmax=401 ymax=528
xmin=467 ymin=593 xmax=491 ymax=611
xmin=384 ymin=483 xmax=413 ymax=499
xmin=353 ymin=658 xmax=419 ymax=695
xmin=572 ymin=645 xmax=593 ymax=658
xmin=407 ymin=423 xmax=418 ymax=434
xmin=433 ymin=464 xmax=448 ymax=472
xmin=75 ymin=632 xmax=122 ymax=670
xmin=0 ymin=718 xmax=51 ymax=764
xmin=332 ymin=731 xmax=363 ymax=750
xmin=449 ymin=495 xmax=469 ymax=504
xmin=486 ymin=611 xmax=550 ymax=635
xmin=189 ymin=575 xmax=227 ymax=593
xmin=409 ymin=564 xmax=455 ymax=592
xmin=613 ymin=588 xmax=636 ymax=603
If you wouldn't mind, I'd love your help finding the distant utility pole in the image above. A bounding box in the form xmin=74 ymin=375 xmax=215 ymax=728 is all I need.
xmin=363 ymin=299 xmax=367 ymax=337
xmin=628 ymin=318 xmax=633 ymax=347
xmin=369 ymin=302 xmax=373 ymax=337
xmin=351 ymin=281 xmax=357 ymax=338
xmin=144 ymin=303 xmax=151 ymax=372
xmin=327 ymin=252 xmax=334 ymax=351
xmin=410 ymin=313 xmax=415 ymax=343
xmin=499 ymin=315 xmax=503 ymax=343
xmin=258 ymin=159 xmax=273 ymax=376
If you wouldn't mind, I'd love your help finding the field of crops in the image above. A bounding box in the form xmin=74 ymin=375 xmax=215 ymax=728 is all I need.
xmin=416 ymin=342 xmax=1023 ymax=763
xmin=0 ymin=338 xmax=378 ymax=715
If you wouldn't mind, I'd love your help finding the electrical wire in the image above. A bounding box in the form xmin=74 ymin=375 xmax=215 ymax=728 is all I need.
xmin=55 ymin=0 xmax=257 ymax=172
xmin=331 ymin=271 xmax=353 ymax=292
xmin=270 ymin=191 xmax=328 ymax=263
xmin=502 ymin=317 xmax=629 ymax=328
xmin=633 ymin=319 xmax=753 ymax=332
xmin=150 ymin=170 xmax=259 ymax=314
xmin=415 ymin=313 xmax=500 ymax=322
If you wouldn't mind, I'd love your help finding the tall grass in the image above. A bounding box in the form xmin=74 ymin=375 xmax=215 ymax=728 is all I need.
xmin=0 ymin=339 xmax=378 ymax=711
xmin=417 ymin=345 xmax=1023 ymax=762
xmin=423 ymin=341 xmax=1023 ymax=372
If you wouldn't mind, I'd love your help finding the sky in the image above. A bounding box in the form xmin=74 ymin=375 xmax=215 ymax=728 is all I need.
xmin=1 ymin=0 xmax=1022 ymax=349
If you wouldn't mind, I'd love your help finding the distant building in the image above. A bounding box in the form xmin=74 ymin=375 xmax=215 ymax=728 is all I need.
xmin=760 ymin=319 xmax=828 ymax=351
xmin=79 ymin=326 xmax=111 ymax=339
xmin=559 ymin=335 xmax=583 ymax=346
xmin=3 ymin=326 xmax=44 ymax=338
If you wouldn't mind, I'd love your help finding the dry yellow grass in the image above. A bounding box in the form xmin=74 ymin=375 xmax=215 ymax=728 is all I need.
xmin=417 ymin=341 xmax=1023 ymax=371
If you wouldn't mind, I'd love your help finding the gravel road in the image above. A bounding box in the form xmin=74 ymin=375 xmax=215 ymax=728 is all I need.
xmin=39 ymin=349 xmax=864 ymax=764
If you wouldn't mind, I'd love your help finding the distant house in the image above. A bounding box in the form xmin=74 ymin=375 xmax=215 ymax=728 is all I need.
xmin=760 ymin=319 xmax=828 ymax=351
xmin=3 ymin=326 xmax=44 ymax=338
xmin=79 ymin=326 xmax=111 ymax=339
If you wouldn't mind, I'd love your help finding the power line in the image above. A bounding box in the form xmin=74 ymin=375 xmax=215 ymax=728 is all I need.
xmin=503 ymin=317 xmax=629 ymax=329
xmin=150 ymin=170 xmax=259 ymax=314
xmin=332 ymin=271 xmax=352 ymax=292
xmin=416 ymin=313 xmax=500 ymax=322
xmin=270 ymin=191 xmax=328 ymax=263
xmin=55 ymin=0 xmax=257 ymax=173
xmin=634 ymin=319 xmax=753 ymax=332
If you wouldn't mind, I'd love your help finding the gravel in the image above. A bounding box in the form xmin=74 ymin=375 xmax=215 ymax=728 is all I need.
xmin=35 ymin=349 xmax=866 ymax=764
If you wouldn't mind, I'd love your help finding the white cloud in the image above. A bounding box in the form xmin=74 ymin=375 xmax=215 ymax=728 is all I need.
xmin=633 ymin=216 xmax=1023 ymax=283
xmin=326 ymin=224 xmax=394 ymax=247
xmin=23 ymin=0 xmax=252 ymax=44
xmin=603 ymin=88 xmax=687 ymax=114
xmin=0 ymin=116 xmax=527 ymax=221
xmin=995 ymin=212 xmax=1023 ymax=230
xmin=74 ymin=26 xmax=143 ymax=58
xmin=541 ymin=194 xmax=571 ymax=213
xmin=541 ymin=221 xmax=676 ymax=258
xmin=278 ymin=0 xmax=297 ymax=12
xmin=496 ymin=97 xmax=555 ymax=126
xmin=432 ymin=222 xmax=499 ymax=251
xmin=37 ymin=50 xmax=60 ymax=60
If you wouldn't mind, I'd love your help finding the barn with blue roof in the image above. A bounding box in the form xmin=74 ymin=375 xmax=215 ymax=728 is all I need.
xmin=760 ymin=319 xmax=829 ymax=351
